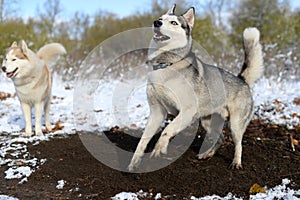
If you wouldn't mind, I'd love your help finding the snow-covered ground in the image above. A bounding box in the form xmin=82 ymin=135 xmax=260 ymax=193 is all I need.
xmin=92 ymin=76 xmax=300 ymax=131
xmin=253 ymin=77 xmax=300 ymax=128
xmin=112 ymin=179 xmax=300 ymax=200
xmin=0 ymin=74 xmax=299 ymax=199
xmin=0 ymin=195 xmax=18 ymax=200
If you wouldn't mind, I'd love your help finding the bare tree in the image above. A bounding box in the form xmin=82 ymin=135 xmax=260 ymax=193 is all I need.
xmin=36 ymin=0 xmax=63 ymax=38
xmin=71 ymin=12 xmax=90 ymax=41
xmin=0 ymin=0 xmax=19 ymax=22
xmin=193 ymin=0 xmax=234 ymax=29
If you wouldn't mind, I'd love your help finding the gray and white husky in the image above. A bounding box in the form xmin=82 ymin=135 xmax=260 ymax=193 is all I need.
xmin=128 ymin=4 xmax=263 ymax=171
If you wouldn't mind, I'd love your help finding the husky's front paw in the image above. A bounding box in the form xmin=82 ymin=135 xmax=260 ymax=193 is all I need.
xmin=128 ymin=155 xmax=142 ymax=172
xmin=24 ymin=132 xmax=32 ymax=137
xmin=150 ymin=137 xmax=168 ymax=158
xmin=24 ymin=126 xmax=32 ymax=137
xmin=35 ymin=131 xmax=44 ymax=137
xmin=128 ymin=164 xmax=135 ymax=172
xmin=150 ymin=148 xmax=164 ymax=158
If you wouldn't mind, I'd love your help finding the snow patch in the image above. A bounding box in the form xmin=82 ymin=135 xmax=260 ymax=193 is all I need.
xmin=111 ymin=190 xmax=151 ymax=200
xmin=111 ymin=192 xmax=139 ymax=200
xmin=56 ymin=179 xmax=66 ymax=189
xmin=112 ymin=179 xmax=300 ymax=199
xmin=250 ymin=179 xmax=300 ymax=200
xmin=0 ymin=195 xmax=19 ymax=200
xmin=5 ymin=166 xmax=32 ymax=179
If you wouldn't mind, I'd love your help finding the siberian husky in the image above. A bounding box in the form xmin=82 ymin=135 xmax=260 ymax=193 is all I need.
xmin=128 ymin=4 xmax=263 ymax=171
xmin=2 ymin=40 xmax=66 ymax=137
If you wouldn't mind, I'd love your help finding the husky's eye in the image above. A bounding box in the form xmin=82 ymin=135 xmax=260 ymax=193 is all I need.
xmin=12 ymin=59 xmax=16 ymax=61
xmin=171 ymin=21 xmax=178 ymax=25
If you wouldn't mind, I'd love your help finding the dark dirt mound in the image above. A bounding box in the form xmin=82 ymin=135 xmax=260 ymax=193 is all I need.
xmin=0 ymin=120 xmax=299 ymax=200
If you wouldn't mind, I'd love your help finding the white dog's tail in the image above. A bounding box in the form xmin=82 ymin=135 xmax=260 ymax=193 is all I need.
xmin=238 ymin=27 xmax=264 ymax=86
xmin=37 ymin=43 xmax=66 ymax=65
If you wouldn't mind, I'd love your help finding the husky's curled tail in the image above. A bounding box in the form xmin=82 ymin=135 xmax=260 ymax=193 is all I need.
xmin=239 ymin=27 xmax=263 ymax=86
xmin=37 ymin=43 xmax=67 ymax=65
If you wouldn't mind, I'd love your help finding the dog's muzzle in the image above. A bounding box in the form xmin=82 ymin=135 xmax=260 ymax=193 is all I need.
xmin=152 ymin=20 xmax=170 ymax=42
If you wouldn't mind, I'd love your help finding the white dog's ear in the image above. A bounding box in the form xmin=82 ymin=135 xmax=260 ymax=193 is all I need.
xmin=166 ymin=4 xmax=176 ymax=15
xmin=11 ymin=41 xmax=18 ymax=48
xmin=182 ymin=7 xmax=195 ymax=29
xmin=21 ymin=40 xmax=28 ymax=55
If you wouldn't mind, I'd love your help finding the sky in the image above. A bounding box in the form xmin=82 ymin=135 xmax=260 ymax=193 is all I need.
xmin=17 ymin=0 xmax=300 ymax=19
xmin=18 ymin=0 xmax=150 ymax=19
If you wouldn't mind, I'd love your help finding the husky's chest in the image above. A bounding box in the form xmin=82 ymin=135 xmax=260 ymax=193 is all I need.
xmin=13 ymin=67 xmax=52 ymax=105
xmin=15 ymin=81 xmax=50 ymax=104
xmin=147 ymin=68 xmax=198 ymax=115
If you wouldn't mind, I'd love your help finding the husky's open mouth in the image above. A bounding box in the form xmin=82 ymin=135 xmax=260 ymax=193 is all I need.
xmin=6 ymin=67 xmax=18 ymax=78
xmin=153 ymin=30 xmax=170 ymax=41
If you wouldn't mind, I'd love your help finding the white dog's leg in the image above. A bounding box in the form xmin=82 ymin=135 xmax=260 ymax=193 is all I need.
xmin=128 ymin=104 xmax=166 ymax=171
xmin=21 ymin=103 xmax=32 ymax=137
xmin=34 ymin=102 xmax=44 ymax=136
xmin=44 ymin=98 xmax=52 ymax=132
xmin=151 ymin=109 xmax=197 ymax=158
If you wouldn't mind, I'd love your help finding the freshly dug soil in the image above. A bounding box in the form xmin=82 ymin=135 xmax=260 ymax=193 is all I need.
xmin=0 ymin=120 xmax=299 ymax=200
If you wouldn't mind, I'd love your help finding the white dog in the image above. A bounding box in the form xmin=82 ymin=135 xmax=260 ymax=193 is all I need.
xmin=2 ymin=40 xmax=66 ymax=137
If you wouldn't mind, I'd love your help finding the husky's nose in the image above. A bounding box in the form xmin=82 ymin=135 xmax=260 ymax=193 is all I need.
xmin=154 ymin=20 xmax=163 ymax=28
xmin=2 ymin=66 xmax=6 ymax=72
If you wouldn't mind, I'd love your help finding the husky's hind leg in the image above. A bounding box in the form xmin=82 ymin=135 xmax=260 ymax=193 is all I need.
xmin=197 ymin=113 xmax=225 ymax=159
xmin=229 ymin=104 xmax=252 ymax=169
xmin=44 ymin=97 xmax=52 ymax=132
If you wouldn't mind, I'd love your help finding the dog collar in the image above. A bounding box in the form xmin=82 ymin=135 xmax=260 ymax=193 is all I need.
xmin=153 ymin=63 xmax=171 ymax=70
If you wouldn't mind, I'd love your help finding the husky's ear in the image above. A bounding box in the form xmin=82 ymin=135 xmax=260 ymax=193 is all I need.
xmin=21 ymin=40 xmax=28 ymax=55
xmin=166 ymin=4 xmax=176 ymax=15
xmin=182 ymin=7 xmax=195 ymax=29
xmin=11 ymin=41 xmax=18 ymax=48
